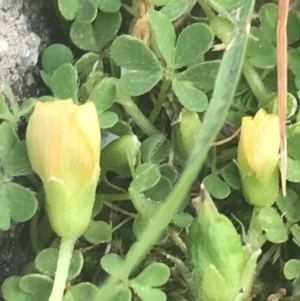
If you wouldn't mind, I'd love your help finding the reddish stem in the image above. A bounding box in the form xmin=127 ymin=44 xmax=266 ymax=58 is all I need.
xmin=277 ymin=0 xmax=289 ymax=196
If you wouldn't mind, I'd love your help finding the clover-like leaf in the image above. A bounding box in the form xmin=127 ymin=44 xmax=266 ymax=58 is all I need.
xmin=130 ymin=284 xmax=167 ymax=301
xmin=110 ymin=35 xmax=163 ymax=96
xmin=63 ymin=283 xmax=99 ymax=301
xmin=132 ymin=263 xmax=170 ymax=287
xmin=203 ymin=174 xmax=230 ymax=199
xmin=220 ymin=162 xmax=242 ymax=190
xmin=19 ymin=274 xmax=53 ymax=295
xmin=35 ymin=248 xmax=83 ymax=281
xmin=51 ymin=64 xmax=78 ymax=102
xmin=172 ymin=212 xmax=193 ymax=227
xmin=177 ymin=61 xmax=220 ymax=91
xmin=172 ymin=77 xmax=208 ymax=112
xmin=174 ymin=23 xmax=214 ymax=68
xmin=287 ymin=157 xmax=300 ymax=182
xmin=284 ymin=259 xmax=300 ymax=280
xmin=58 ymin=0 xmax=79 ymax=21
xmin=83 ymin=220 xmax=112 ymax=244
xmin=2 ymin=276 xmax=32 ymax=301
xmin=160 ymin=0 xmax=190 ymax=21
xmin=141 ymin=133 xmax=170 ymax=164
xmin=246 ymin=27 xmax=276 ymax=69
xmin=257 ymin=207 xmax=288 ymax=243
xmin=159 ymin=164 xmax=178 ymax=184
xmin=131 ymin=164 xmax=161 ymax=193
xmin=93 ymin=0 xmax=121 ymax=12
xmin=0 ymin=186 xmax=10 ymax=230
xmin=4 ymin=182 xmax=37 ymax=223
xmin=144 ymin=176 xmax=172 ymax=201
xmin=287 ymin=124 xmax=300 ymax=161
xmin=75 ymin=0 xmax=97 ymax=24
xmin=276 ymin=189 xmax=300 ymax=223
xmin=99 ymin=111 xmax=118 ymax=129
xmin=148 ymin=10 xmax=176 ymax=66
xmin=101 ymin=253 xmax=124 ymax=277
xmin=41 ymin=44 xmax=74 ymax=75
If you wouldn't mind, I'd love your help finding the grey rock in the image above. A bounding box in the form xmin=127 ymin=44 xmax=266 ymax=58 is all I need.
xmin=0 ymin=0 xmax=54 ymax=101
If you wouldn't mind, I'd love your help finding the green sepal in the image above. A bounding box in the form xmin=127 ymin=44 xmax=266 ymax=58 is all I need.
xmin=45 ymin=177 xmax=98 ymax=237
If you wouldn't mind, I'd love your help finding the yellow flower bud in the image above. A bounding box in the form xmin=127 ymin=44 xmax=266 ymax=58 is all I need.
xmin=237 ymin=108 xmax=280 ymax=207
xmin=26 ymin=99 xmax=101 ymax=237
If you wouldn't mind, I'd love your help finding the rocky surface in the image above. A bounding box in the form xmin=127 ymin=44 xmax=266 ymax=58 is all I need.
xmin=0 ymin=0 xmax=54 ymax=101
xmin=0 ymin=0 xmax=55 ymax=295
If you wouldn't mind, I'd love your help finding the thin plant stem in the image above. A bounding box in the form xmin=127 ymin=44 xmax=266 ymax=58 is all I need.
xmin=197 ymin=0 xmax=216 ymax=21
xmin=49 ymin=236 xmax=77 ymax=301
xmin=116 ymin=94 xmax=159 ymax=136
xmin=242 ymin=59 xmax=269 ymax=102
xmin=277 ymin=0 xmax=289 ymax=196
xmin=148 ymin=79 xmax=171 ymax=124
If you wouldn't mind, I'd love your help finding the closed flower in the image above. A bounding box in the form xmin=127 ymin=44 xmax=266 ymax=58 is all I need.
xmin=237 ymin=108 xmax=280 ymax=206
xmin=26 ymin=99 xmax=101 ymax=237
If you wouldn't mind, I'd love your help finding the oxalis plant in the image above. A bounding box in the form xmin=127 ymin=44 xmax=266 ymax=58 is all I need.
xmin=1 ymin=0 xmax=300 ymax=300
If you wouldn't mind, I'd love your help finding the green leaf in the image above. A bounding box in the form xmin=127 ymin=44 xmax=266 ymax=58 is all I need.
xmin=83 ymin=220 xmax=112 ymax=244
xmin=246 ymin=27 xmax=276 ymax=69
xmin=35 ymin=248 xmax=83 ymax=280
xmin=287 ymin=124 xmax=300 ymax=160
xmin=0 ymin=122 xmax=16 ymax=168
xmin=75 ymin=52 xmax=102 ymax=83
xmin=18 ymin=98 xmax=36 ymax=117
xmin=101 ymin=253 xmax=124 ymax=277
xmin=203 ymin=174 xmax=230 ymax=199
xmin=90 ymin=79 xmax=116 ymax=113
xmin=0 ymin=92 xmax=12 ymax=120
xmin=97 ymin=285 xmax=131 ymax=301
xmin=110 ymin=35 xmax=161 ymax=72
xmin=99 ymin=111 xmax=118 ymax=129
xmin=171 ymin=212 xmax=193 ymax=227
xmin=160 ymin=0 xmax=190 ymax=22
xmin=144 ymin=176 xmax=172 ymax=201
xmin=287 ymin=157 xmax=300 ymax=182
xmin=0 ymin=186 xmax=10 ymax=230
xmin=276 ymin=189 xmax=300 ymax=223
xmin=5 ymin=141 xmax=32 ymax=177
xmin=260 ymin=3 xmax=300 ymax=44
xmin=159 ymin=164 xmax=178 ymax=184
xmin=141 ymin=133 xmax=170 ymax=164
xmin=58 ymin=0 xmax=79 ymax=20
xmin=174 ymin=24 xmax=214 ymax=68
xmin=257 ymin=207 xmax=288 ymax=243
xmin=172 ymin=77 xmax=208 ymax=112
xmin=220 ymin=161 xmax=242 ymax=190
xmin=70 ymin=22 xmax=98 ymax=52
xmin=148 ymin=10 xmax=176 ymax=66
xmin=131 ymin=164 xmax=161 ymax=193
xmin=19 ymin=274 xmax=53 ymax=295
xmin=284 ymin=259 xmax=300 ymax=280
xmin=118 ymin=71 xmax=162 ymax=96
xmin=93 ymin=0 xmax=121 ymax=13
xmin=63 ymin=283 xmax=99 ymax=301
xmin=132 ymin=263 xmax=170 ymax=287
xmin=75 ymin=0 xmax=97 ymax=24
xmin=2 ymin=276 xmax=32 ymax=301
xmin=177 ymin=61 xmax=220 ymax=91
xmin=4 ymin=182 xmax=37 ymax=222
xmin=95 ymin=11 xmax=122 ymax=50
xmin=259 ymin=3 xmax=278 ymax=42
xmin=288 ymin=48 xmax=300 ymax=76
xmin=41 ymin=44 xmax=74 ymax=75
xmin=51 ymin=64 xmax=78 ymax=102
xmin=131 ymin=284 xmax=167 ymax=301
